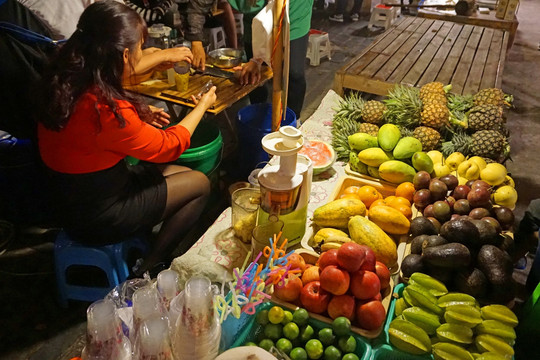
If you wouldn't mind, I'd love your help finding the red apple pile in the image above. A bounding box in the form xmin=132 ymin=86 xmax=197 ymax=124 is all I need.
xmin=273 ymin=244 xmax=391 ymax=332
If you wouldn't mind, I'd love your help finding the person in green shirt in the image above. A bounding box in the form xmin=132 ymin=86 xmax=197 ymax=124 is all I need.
xmin=229 ymin=0 xmax=313 ymax=119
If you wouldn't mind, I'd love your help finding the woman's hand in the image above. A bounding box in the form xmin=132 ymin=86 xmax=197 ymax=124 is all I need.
xmin=191 ymin=86 xmax=217 ymax=111
xmin=147 ymin=105 xmax=171 ymax=128
xmin=237 ymin=58 xmax=262 ymax=85
xmin=191 ymin=41 xmax=206 ymax=70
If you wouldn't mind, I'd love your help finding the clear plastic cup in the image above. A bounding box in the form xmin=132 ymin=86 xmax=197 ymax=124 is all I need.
xmin=174 ymin=72 xmax=189 ymax=92
xmin=231 ymin=188 xmax=260 ymax=243
xmin=157 ymin=269 xmax=180 ymax=310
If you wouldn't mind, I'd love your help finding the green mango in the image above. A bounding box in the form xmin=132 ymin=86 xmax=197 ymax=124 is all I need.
xmin=378 ymin=160 xmax=416 ymax=184
xmin=393 ymin=137 xmax=423 ymax=160
xmin=348 ymin=133 xmax=378 ymax=152
xmin=378 ymin=123 xmax=402 ymax=151
xmin=411 ymin=151 xmax=434 ymax=173
xmin=349 ymin=152 xmax=368 ymax=174
xmin=358 ymin=148 xmax=391 ymax=167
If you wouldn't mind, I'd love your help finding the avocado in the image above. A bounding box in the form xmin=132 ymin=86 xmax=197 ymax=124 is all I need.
xmin=423 ymin=243 xmax=471 ymax=268
xmin=401 ymin=254 xmax=425 ymax=278
xmin=410 ymin=217 xmax=438 ymax=237
xmin=422 ymin=235 xmax=448 ymax=251
xmin=489 ymin=276 xmax=517 ymax=305
xmin=425 ymin=264 xmax=454 ymax=284
xmin=499 ymin=233 xmax=516 ymax=261
xmin=439 ymin=219 xmax=480 ymax=248
xmin=477 ymin=245 xmax=513 ymax=286
xmin=411 ymin=235 xmax=430 ymax=255
xmin=470 ymin=219 xmax=502 ymax=247
xmin=455 ymin=268 xmax=488 ymax=299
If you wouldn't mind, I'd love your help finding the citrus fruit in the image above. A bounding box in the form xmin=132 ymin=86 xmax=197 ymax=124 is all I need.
xmin=323 ymin=345 xmax=342 ymax=360
xmin=283 ymin=322 xmax=300 ymax=340
xmin=300 ymin=324 xmax=314 ymax=342
xmin=257 ymin=309 xmax=269 ymax=325
xmin=276 ymin=338 xmax=293 ymax=355
xmin=305 ymin=339 xmax=324 ymax=359
xmin=268 ymin=306 xmax=285 ymax=324
xmin=392 ymin=203 xmax=413 ymax=220
xmin=282 ymin=310 xmax=294 ymax=325
xmin=357 ymin=186 xmax=380 ymax=208
xmin=387 ymin=196 xmax=412 ymax=208
xmin=343 ymin=186 xmax=360 ymax=195
xmin=258 ymin=338 xmax=274 ymax=351
xmin=332 ymin=316 xmax=352 ymax=336
xmin=264 ymin=323 xmax=283 ymax=340
xmin=396 ymin=182 xmax=416 ymax=202
xmin=290 ymin=347 xmax=308 ymax=360
xmin=244 ymin=341 xmax=257 ymax=346
xmin=293 ymin=308 xmax=309 ymax=326
xmin=318 ymin=327 xmax=335 ymax=346
xmin=340 ymin=193 xmax=361 ymax=200
xmin=370 ymin=198 xmax=387 ymax=209
xmin=342 ymin=354 xmax=360 ymax=360
xmin=338 ymin=335 xmax=357 ymax=353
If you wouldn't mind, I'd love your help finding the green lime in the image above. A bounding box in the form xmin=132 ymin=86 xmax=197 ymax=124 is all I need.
xmin=258 ymin=338 xmax=274 ymax=351
xmin=300 ymin=324 xmax=314 ymax=342
xmin=323 ymin=345 xmax=342 ymax=360
xmin=332 ymin=317 xmax=352 ymax=337
xmin=257 ymin=309 xmax=269 ymax=325
xmin=268 ymin=306 xmax=285 ymax=324
xmin=244 ymin=341 xmax=257 ymax=346
xmin=264 ymin=323 xmax=283 ymax=341
xmin=342 ymin=353 xmax=359 ymax=360
xmin=293 ymin=308 xmax=310 ymax=326
xmin=305 ymin=339 xmax=324 ymax=359
xmin=283 ymin=322 xmax=300 ymax=340
xmin=318 ymin=327 xmax=335 ymax=347
xmin=276 ymin=338 xmax=293 ymax=355
xmin=338 ymin=336 xmax=357 ymax=353
xmin=290 ymin=347 xmax=308 ymax=360
xmin=282 ymin=310 xmax=294 ymax=325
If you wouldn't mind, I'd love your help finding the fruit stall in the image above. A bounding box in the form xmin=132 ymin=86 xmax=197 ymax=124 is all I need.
xmin=76 ymin=83 xmax=527 ymax=360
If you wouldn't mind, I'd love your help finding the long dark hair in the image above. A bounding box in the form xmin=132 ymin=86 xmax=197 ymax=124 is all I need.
xmin=38 ymin=1 xmax=151 ymax=131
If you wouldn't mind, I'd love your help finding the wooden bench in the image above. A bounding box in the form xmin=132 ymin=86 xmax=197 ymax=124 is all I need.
xmin=333 ymin=16 xmax=509 ymax=96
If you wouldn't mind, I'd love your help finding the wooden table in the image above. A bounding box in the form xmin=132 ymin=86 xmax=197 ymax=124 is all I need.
xmin=126 ymin=65 xmax=273 ymax=115
xmin=333 ymin=16 xmax=509 ymax=96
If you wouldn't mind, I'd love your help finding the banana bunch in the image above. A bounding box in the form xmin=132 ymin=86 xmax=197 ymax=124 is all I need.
xmin=313 ymin=228 xmax=352 ymax=252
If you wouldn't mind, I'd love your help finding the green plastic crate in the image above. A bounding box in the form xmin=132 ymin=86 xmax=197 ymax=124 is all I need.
xmin=230 ymin=301 xmax=372 ymax=360
xmin=371 ymin=344 xmax=432 ymax=360
xmin=374 ymin=282 xmax=405 ymax=347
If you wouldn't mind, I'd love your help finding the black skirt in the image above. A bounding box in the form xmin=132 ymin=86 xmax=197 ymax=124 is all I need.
xmin=48 ymin=160 xmax=167 ymax=245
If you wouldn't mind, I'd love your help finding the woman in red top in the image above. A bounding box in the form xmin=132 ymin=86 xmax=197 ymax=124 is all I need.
xmin=37 ymin=1 xmax=217 ymax=276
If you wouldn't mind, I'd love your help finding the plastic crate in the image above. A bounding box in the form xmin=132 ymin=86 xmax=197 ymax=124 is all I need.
xmin=230 ymin=301 xmax=372 ymax=360
xmin=374 ymin=282 xmax=405 ymax=347
xmin=371 ymin=344 xmax=432 ymax=360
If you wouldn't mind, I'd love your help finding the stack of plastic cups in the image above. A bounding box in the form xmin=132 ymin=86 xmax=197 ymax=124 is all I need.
xmin=171 ymin=276 xmax=221 ymax=360
xmin=81 ymin=299 xmax=132 ymax=360
xmin=138 ymin=315 xmax=174 ymax=360
xmin=157 ymin=269 xmax=180 ymax=311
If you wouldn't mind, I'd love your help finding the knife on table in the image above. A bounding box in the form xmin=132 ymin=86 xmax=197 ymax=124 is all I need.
xmin=195 ymin=65 xmax=239 ymax=79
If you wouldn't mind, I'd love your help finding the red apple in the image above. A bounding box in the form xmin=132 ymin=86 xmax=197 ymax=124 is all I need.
xmin=356 ymin=300 xmax=386 ymax=330
xmin=350 ymin=270 xmax=381 ymax=300
xmin=300 ymin=281 xmax=331 ymax=314
xmin=374 ymin=261 xmax=391 ymax=291
xmin=337 ymin=242 xmax=366 ymax=272
xmin=287 ymin=253 xmax=307 ymax=271
xmin=273 ymin=274 xmax=303 ymax=302
xmin=320 ymin=265 xmax=350 ymax=296
xmin=358 ymin=245 xmax=376 ymax=272
xmin=301 ymin=265 xmax=320 ymax=286
xmin=327 ymin=294 xmax=355 ymax=321
xmin=317 ymin=249 xmax=339 ymax=269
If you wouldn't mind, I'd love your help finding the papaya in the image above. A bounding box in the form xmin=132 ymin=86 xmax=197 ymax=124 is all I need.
xmin=393 ymin=137 xmax=423 ymax=159
xmin=348 ymin=215 xmax=397 ymax=267
xmin=367 ymin=205 xmax=410 ymax=235
xmin=378 ymin=160 xmax=416 ymax=184
xmin=313 ymin=198 xmax=367 ymax=229
xmin=357 ymin=148 xmax=391 ymax=167
xmin=313 ymin=228 xmax=350 ymax=246
xmin=348 ymin=133 xmax=378 ymax=152
xmin=378 ymin=124 xmax=402 ymax=152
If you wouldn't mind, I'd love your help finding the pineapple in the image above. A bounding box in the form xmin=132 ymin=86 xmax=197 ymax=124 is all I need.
xmin=421 ymin=101 xmax=450 ymax=130
xmin=419 ymin=82 xmax=446 ymax=101
xmin=473 ymin=88 xmax=513 ymax=107
xmin=362 ymin=100 xmax=386 ymax=125
xmin=413 ymin=126 xmax=441 ymax=151
xmin=357 ymin=123 xmax=380 ymax=136
xmin=471 ymin=130 xmax=506 ymax=160
xmin=467 ymin=105 xmax=504 ymax=133
xmin=422 ymin=93 xmax=447 ymax=105
xmin=334 ymin=91 xmax=365 ymax=122
xmin=383 ymin=85 xmax=422 ymax=128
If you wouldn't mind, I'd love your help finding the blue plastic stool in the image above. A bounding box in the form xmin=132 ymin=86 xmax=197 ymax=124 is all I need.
xmin=54 ymin=230 xmax=148 ymax=307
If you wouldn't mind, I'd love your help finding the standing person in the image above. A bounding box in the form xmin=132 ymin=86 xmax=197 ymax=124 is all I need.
xmin=36 ymin=0 xmax=217 ymax=276
xmin=228 ymin=0 xmax=313 ymax=120
xmin=329 ymin=0 xmax=363 ymax=22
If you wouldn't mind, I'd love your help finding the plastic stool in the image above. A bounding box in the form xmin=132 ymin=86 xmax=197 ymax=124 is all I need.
xmin=206 ymin=26 xmax=226 ymax=51
xmin=54 ymin=230 xmax=148 ymax=307
xmin=233 ymin=13 xmax=244 ymax=37
xmin=306 ymin=29 xmax=332 ymax=66
xmin=368 ymin=4 xmax=397 ymax=30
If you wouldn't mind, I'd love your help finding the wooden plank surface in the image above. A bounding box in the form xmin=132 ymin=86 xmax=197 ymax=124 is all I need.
xmin=463 ymin=27 xmax=494 ymax=95
xmin=480 ymin=30 xmax=505 ymax=89
xmin=450 ymin=25 xmax=484 ymax=94
xmin=125 ymin=66 xmax=272 ymax=115
xmin=436 ymin=24 xmax=474 ymax=87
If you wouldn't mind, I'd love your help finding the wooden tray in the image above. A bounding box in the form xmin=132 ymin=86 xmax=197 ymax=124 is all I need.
xmin=344 ymin=164 xmax=400 ymax=188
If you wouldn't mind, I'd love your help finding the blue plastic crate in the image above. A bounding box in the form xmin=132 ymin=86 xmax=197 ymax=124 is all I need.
xmin=229 ymin=301 xmax=372 ymax=360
